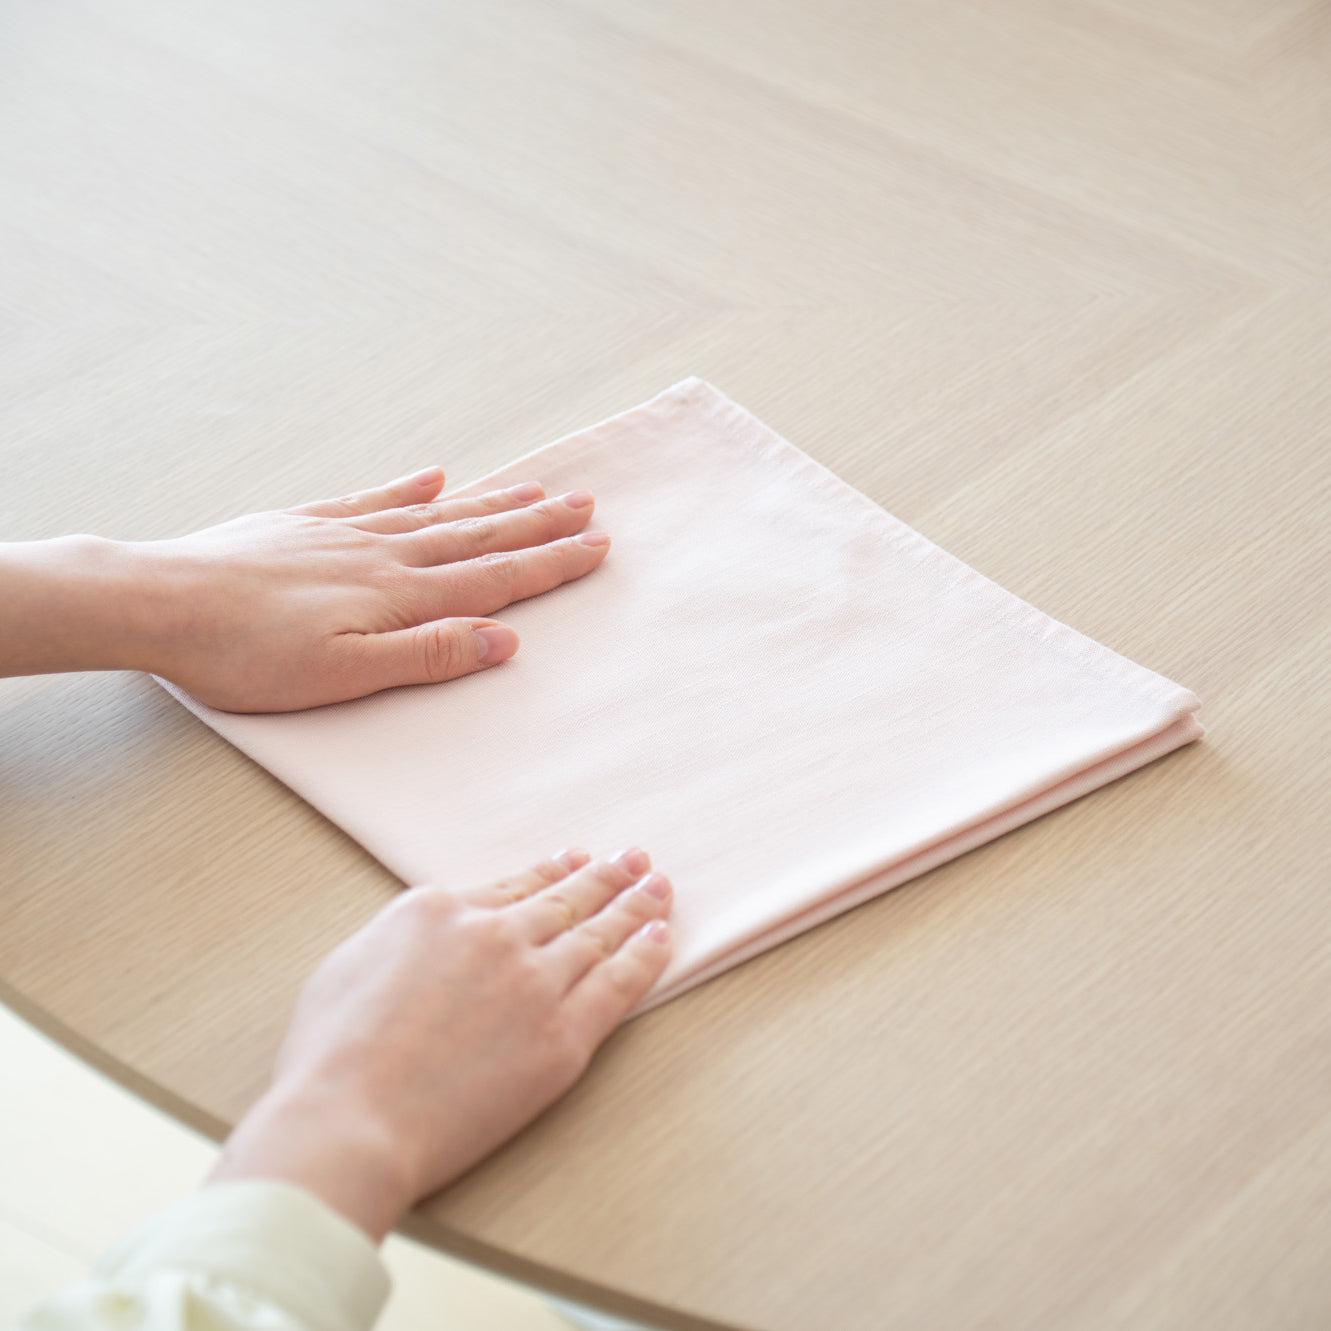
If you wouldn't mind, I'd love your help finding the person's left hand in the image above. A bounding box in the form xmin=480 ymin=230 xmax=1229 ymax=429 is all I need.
xmin=131 ymin=466 xmax=608 ymax=712
xmin=210 ymin=847 xmax=674 ymax=1239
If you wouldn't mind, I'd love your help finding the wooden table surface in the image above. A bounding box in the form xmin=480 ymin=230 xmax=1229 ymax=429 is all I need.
xmin=4 ymin=2 xmax=1330 ymax=1328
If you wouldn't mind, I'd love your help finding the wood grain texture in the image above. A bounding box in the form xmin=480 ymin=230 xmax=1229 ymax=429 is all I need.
xmin=2 ymin=1 xmax=1329 ymax=1327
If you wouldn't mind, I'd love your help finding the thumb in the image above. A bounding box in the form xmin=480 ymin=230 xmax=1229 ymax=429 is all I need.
xmin=347 ymin=618 xmax=519 ymax=692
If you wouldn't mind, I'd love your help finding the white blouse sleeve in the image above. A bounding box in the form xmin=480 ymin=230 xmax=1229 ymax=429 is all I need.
xmin=15 ymin=1182 xmax=391 ymax=1331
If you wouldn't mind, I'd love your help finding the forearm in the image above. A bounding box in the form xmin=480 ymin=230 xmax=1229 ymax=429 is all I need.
xmin=0 ymin=535 xmax=169 ymax=679
xmin=210 ymin=1083 xmax=417 ymax=1244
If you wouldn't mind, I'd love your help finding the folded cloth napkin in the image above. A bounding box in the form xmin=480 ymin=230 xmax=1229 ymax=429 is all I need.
xmin=162 ymin=379 xmax=1202 ymax=1012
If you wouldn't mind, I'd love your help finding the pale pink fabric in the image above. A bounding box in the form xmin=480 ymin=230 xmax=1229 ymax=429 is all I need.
xmin=162 ymin=380 xmax=1202 ymax=1012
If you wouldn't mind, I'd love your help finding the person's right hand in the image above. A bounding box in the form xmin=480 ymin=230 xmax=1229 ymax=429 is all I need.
xmin=209 ymin=848 xmax=673 ymax=1239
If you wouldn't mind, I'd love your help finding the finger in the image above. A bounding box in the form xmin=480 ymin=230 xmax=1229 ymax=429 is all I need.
xmin=546 ymin=871 xmax=673 ymax=990
xmin=411 ymin=532 xmax=610 ymax=619
xmin=350 ymin=481 xmax=547 ymax=535
xmin=565 ymin=920 xmax=672 ymax=1044
xmin=397 ymin=491 xmax=595 ymax=567
xmin=290 ymin=466 xmax=446 ymax=517
xmin=334 ymin=616 xmax=519 ymax=694
xmin=459 ymin=849 xmax=591 ymax=909
xmin=514 ymin=848 xmax=651 ymax=944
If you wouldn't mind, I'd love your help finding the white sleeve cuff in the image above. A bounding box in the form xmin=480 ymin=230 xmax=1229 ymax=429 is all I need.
xmin=95 ymin=1181 xmax=391 ymax=1331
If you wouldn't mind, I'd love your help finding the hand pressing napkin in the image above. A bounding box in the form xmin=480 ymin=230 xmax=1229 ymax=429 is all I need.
xmin=162 ymin=380 xmax=1202 ymax=1012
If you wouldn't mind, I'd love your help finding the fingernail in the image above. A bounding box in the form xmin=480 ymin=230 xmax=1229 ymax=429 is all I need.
xmin=615 ymin=846 xmax=650 ymax=875
xmin=556 ymin=847 xmax=590 ymax=868
xmin=561 ymin=489 xmax=594 ymax=509
xmin=578 ymin=530 xmax=610 ymax=547
xmin=474 ymin=625 xmax=517 ymax=664
xmin=411 ymin=466 xmax=443 ymax=486
xmin=640 ymin=920 xmax=670 ymax=944
xmin=634 ymin=872 xmax=671 ymax=901
xmin=509 ymin=481 xmax=543 ymax=501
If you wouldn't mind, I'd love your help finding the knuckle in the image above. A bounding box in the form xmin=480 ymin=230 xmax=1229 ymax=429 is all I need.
xmin=462 ymin=515 xmax=498 ymax=546
xmin=318 ymin=495 xmax=362 ymax=517
xmin=472 ymin=551 xmax=520 ymax=598
xmin=579 ymin=923 xmax=616 ymax=960
xmin=616 ymin=890 xmax=654 ymax=924
xmin=531 ymin=542 xmax=574 ymax=587
xmin=498 ymin=879 xmax=537 ymax=906
xmin=542 ymin=891 xmax=577 ymax=932
xmin=397 ymin=884 xmax=459 ymax=925
xmin=603 ymin=959 xmax=642 ymax=999
xmin=393 ymin=503 xmax=434 ymax=530
xmin=479 ymin=490 xmax=510 ymax=512
xmin=415 ymin=624 xmax=467 ymax=681
xmin=477 ymin=549 xmax=517 ymax=576
xmin=531 ymin=859 xmax=566 ymax=885
xmin=489 ymin=876 xmax=523 ymax=904
xmin=462 ymin=909 xmax=524 ymax=961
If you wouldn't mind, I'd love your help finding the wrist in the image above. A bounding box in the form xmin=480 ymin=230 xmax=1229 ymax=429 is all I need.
xmin=210 ymin=1080 xmax=420 ymax=1243
xmin=0 ymin=535 xmax=168 ymax=678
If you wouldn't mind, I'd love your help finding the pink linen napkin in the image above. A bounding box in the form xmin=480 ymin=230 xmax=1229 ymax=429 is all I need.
xmin=162 ymin=380 xmax=1202 ymax=1012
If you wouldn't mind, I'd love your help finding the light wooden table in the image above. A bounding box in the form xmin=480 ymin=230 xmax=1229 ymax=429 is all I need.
xmin=3 ymin=2 xmax=1330 ymax=1328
